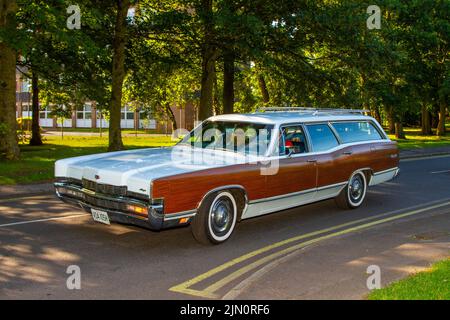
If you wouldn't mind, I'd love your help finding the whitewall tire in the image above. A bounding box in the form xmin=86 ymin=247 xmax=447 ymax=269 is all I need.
xmin=191 ymin=191 xmax=238 ymax=245
xmin=335 ymin=171 xmax=368 ymax=209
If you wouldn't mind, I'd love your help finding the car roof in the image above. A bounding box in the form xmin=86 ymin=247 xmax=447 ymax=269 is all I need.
xmin=208 ymin=112 xmax=375 ymax=126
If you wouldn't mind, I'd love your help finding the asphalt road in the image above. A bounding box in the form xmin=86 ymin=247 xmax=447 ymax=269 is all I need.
xmin=0 ymin=155 xmax=449 ymax=299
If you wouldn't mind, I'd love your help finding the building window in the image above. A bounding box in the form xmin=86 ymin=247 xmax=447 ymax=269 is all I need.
xmin=20 ymin=80 xmax=30 ymax=93
xmin=39 ymin=106 xmax=52 ymax=119
xmin=77 ymin=104 xmax=92 ymax=120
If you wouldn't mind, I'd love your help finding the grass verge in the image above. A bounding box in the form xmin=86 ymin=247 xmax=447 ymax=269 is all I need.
xmin=1 ymin=127 xmax=450 ymax=185
xmin=0 ymin=135 xmax=176 ymax=185
xmin=388 ymin=128 xmax=450 ymax=150
xmin=368 ymin=258 xmax=450 ymax=300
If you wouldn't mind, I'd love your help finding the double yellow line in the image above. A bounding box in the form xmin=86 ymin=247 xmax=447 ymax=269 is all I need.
xmin=169 ymin=200 xmax=450 ymax=299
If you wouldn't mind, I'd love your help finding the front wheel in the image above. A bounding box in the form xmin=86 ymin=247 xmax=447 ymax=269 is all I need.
xmin=191 ymin=191 xmax=238 ymax=245
xmin=335 ymin=171 xmax=368 ymax=209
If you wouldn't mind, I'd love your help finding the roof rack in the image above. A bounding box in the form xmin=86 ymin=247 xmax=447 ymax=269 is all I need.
xmin=254 ymin=107 xmax=370 ymax=116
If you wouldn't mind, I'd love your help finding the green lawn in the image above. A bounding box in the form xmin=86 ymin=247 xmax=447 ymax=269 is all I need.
xmin=1 ymin=127 xmax=450 ymax=185
xmin=388 ymin=128 xmax=450 ymax=150
xmin=0 ymin=135 xmax=176 ymax=185
xmin=43 ymin=127 xmax=160 ymax=134
xmin=368 ymin=259 xmax=450 ymax=300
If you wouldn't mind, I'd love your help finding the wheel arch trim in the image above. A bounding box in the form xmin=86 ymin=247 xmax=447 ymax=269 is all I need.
xmin=196 ymin=185 xmax=249 ymax=221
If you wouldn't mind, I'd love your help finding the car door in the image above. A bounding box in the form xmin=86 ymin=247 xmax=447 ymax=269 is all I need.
xmin=304 ymin=123 xmax=350 ymax=200
xmin=263 ymin=124 xmax=318 ymax=208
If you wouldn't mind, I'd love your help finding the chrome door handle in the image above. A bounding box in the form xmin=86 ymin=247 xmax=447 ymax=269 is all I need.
xmin=342 ymin=151 xmax=353 ymax=155
xmin=307 ymin=159 xmax=317 ymax=163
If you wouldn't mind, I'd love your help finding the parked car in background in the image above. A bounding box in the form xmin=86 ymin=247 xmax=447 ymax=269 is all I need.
xmin=55 ymin=108 xmax=399 ymax=244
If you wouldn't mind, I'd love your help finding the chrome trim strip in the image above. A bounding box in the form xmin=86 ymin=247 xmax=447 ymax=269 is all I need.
xmin=369 ymin=167 xmax=399 ymax=186
xmin=373 ymin=167 xmax=398 ymax=176
xmin=196 ymin=184 xmax=248 ymax=210
xmin=163 ymin=211 xmax=197 ymax=221
xmin=317 ymin=181 xmax=347 ymax=191
xmin=242 ymin=181 xmax=348 ymax=220
xmin=248 ymin=181 xmax=347 ymax=205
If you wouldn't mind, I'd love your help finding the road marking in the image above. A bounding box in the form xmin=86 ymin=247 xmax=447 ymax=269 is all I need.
xmin=430 ymin=169 xmax=450 ymax=174
xmin=169 ymin=200 xmax=450 ymax=299
xmin=0 ymin=194 xmax=54 ymax=204
xmin=0 ymin=213 xmax=90 ymax=228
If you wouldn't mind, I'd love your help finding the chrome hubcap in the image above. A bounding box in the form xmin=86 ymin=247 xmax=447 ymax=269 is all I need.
xmin=210 ymin=197 xmax=233 ymax=234
xmin=349 ymin=175 xmax=364 ymax=202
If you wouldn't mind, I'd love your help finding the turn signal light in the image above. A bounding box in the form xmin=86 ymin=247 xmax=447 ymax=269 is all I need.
xmin=127 ymin=204 xmax=148 ymax=216
xmin=179 ymin=218 xmax=189 ymax=224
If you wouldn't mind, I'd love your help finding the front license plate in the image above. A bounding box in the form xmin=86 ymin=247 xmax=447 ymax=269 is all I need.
xmin=91 ymin=208 xmax=110 ymax=225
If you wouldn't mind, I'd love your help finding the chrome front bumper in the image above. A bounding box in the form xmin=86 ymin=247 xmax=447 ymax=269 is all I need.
xmin=54 ymin=182 xmax=183 ymax=230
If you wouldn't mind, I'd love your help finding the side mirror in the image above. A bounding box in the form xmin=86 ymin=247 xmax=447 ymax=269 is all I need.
xmin=286 ymin=148 xmax=293 ymax=158
xmin=285 ymin=140 xmax=294 ymax=157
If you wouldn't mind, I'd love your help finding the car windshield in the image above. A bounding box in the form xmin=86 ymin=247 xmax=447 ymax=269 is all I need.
xmin=178 ymin=121 xmax=274 ymax=156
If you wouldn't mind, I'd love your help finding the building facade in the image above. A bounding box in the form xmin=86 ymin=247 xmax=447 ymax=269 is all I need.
xmin=15 ymin=71 xmax=196 ymax=133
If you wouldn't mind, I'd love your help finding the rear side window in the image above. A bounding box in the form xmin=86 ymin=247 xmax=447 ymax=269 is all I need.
xmin=306 ymin=124 xmax=339 ymax=152
xmin=332 ymin=121 xmax=383 ymax=143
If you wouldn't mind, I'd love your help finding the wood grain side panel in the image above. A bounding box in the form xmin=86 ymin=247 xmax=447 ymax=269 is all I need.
xmin=316 ymin=141 xmax=398 ymax=187
xmin=316 ymin=145 xmax=358 ymax=187
xmin=153 ymin=141 xmax=399 ymax=215
xmin=265 ymin=156 xmax=317 ymax=198
xmin=370 ymin=141 xmax=399 ymax=172
xmin=152 ymin=163 xmax=266 ymax=214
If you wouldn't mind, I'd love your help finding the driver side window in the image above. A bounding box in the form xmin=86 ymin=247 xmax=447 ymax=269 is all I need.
xmin=279 ymin=125 xmax=308 ymax=156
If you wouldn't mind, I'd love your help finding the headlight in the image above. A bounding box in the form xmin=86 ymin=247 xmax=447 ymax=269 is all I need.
xmin=57 ymin=187 xmax=84 ymax=199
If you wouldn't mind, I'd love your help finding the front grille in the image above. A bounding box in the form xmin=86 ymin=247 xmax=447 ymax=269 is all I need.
xmin=82 ymin=179 xmax=127 ymax=197
xmin=84 ymin=194 xmax=126 ymax=211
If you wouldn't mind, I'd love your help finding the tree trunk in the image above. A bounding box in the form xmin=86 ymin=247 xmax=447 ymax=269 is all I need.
xmin=431 ymin=103 xmax=439 ymax=129
xmin=421 ymin=103 xmax=432 ymax=135
xmin=60 ymin=119 xmax=64 ymax=140
xmin=164 ymin=104 xmax=177 ymax=131
xmin=213 ymin=67 xmax=221 ymax=115
xmin=371 ymin=106 xmax=382 ymax=124
xmin=199 ymin=49 xmax=216 ymax=120
xmin=258 ymin=74 xmax=270 ymax=104
xmin=0 ymin=0 xmax=20 ymax=160
xmin=395 ymin=122 xmax=405 ymax=139
xmin=108 ymin=0 xmax=130 ymax=151
xmin=29 ymin=70 xmax=42 ymax=145
xmin=387 ymin=107 xmax=395 ymax=134
xmin=223 ymin=51 xmax=234 ymax=114
xmin=198 ymin=0 xmax=216 ymax=121
xmin=437 ymin=98 xmax=447 ymax=136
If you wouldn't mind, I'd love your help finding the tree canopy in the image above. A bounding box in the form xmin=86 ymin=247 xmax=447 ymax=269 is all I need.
xmin=0 ymin=0 xmax=448 ymax=158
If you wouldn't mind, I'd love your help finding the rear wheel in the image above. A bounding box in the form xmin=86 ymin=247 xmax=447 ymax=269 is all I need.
xmin=191 ymin=191 xmax=238 ymax=245
xmin=335 ymin=171 xmax=367 ymax=209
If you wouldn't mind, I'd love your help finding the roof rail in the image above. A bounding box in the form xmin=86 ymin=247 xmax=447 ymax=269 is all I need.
xmin=254 ymin=107 xmax=370 ymax=115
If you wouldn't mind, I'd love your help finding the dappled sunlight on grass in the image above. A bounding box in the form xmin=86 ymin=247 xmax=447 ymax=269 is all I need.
xmin=368 ymin=259 xmax=450 ymax=300
xmin=0 ymin=135 xmax=177 ymax=185
xmin=1 ymin=128 xmax=449 ymax=184
xmin=388 ymin=128 xmax=450 ymax=150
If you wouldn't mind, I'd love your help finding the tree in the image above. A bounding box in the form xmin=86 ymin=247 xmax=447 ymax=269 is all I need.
xmin=0 ymin=0 xmax=20 ymax=160
xmin=108 ymin=0 xmax=131 ymax=151
xmin=197 ymin=0 xmax=217 ymax=120
xmin=29 ymin=69 xmax=42 ymax=145
xmin=395 ymin=0 xmax=449 ymax=136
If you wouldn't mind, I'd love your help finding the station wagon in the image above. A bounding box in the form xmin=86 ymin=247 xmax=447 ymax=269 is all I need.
xmin=55 ymin=108 xmax=399 ymax=244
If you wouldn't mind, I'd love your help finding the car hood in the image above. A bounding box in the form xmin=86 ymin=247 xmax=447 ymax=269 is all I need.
xmin=55 ymin=146 xmax=258 ymax=196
